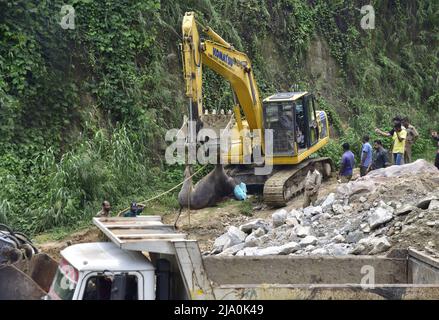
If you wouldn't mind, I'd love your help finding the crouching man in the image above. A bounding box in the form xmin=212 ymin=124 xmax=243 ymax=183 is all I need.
xmin=303 ymin=162 xmax=322 ymax=208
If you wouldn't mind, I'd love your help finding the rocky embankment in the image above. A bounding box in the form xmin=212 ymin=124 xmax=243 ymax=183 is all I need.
xmin=210 ymin=160 xmax=439 ymax=257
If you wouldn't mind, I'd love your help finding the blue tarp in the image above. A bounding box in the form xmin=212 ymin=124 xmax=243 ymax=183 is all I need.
xmin=234 ymin=182 xmax=247 ymax=201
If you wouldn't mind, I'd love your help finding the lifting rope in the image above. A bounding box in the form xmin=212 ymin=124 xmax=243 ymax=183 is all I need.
xmin=115 ymin=164 xmax=208 ymax=218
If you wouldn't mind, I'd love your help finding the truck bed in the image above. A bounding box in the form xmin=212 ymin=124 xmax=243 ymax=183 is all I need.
xmin=203 ymin=250 xmax=439 ymax=299
xmin=93 ymin=216 xmax=439 ymax=300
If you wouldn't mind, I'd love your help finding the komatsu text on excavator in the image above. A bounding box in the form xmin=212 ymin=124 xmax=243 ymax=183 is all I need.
xmin=180 ymin=12 xmax=333 ymax=207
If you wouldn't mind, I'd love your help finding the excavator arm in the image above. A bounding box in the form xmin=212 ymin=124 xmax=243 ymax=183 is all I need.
xmin=181 ymin=11 xmax=263 ymax=134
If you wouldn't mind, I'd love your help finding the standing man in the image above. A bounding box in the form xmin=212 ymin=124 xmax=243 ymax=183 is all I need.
xmin=371 ymin=140 xmax=388 ymax=170
xmin=303 ymin=162 xmax=322 ymax=208
xmin=392 ymin=123 xmax=407 ymax=166
xmin=402 ymin=117 xmax=419 ymax=163
xmin=375 ymin=116 xmax=404 ymax=138
xmin=360 ymin=135 xmax=373 ymax=176
xmin=96 ymin=201 xmax=111 ymax=217
xmin=375 ymin=123 xmax=407 ymax=165
xmin=432 ymin=130 xmax=439 ymax=170
xmin=338 ymin=142 xmax=355 ymax=183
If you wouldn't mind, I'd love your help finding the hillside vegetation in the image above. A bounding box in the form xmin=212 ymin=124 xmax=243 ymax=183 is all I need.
xmin=0 ymin=0 xmax=438 ymax=233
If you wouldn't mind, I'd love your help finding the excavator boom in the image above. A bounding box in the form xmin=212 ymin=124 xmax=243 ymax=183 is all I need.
xmin=181 ymin=12 xmax=263 ymax=132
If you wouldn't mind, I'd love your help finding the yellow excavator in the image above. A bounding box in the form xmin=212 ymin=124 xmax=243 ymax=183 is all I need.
xmin=180 ymin=12 xmax=333 ymax=207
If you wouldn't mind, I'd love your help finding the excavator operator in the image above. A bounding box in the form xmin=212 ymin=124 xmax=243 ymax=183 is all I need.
xmin=279 ymin=105 xmax=295 ymax=153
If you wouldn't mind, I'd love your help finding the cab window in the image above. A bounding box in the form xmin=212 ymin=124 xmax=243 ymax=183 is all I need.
xmin=295 ymin=99 xmax=306 ymax=149
xmin=306 ymin=95 xmax=319 ymax=146
xmin=83 ymin=274 xmax=139 ymax=300
xmin=263 ymin=102 xmax=296 ymax=155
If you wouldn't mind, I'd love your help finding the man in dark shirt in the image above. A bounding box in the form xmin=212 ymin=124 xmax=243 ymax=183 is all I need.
xmin=338 ymin=142 xmax=355 ymax=183
xmin=120 ymin=202 xmax=145 ymax=217
xmin=360 ymin=135 xmax=373 ymax=176
xmin=372 ymin=140 xmax=388 ymax=170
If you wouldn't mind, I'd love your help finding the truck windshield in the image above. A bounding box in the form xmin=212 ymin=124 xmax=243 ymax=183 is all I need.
xmin=47 ymin=258 xmax=78 ymax=300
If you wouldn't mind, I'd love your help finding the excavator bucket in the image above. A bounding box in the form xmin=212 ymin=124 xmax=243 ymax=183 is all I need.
xmin=0 ymin=253 xmax=58 ymax=300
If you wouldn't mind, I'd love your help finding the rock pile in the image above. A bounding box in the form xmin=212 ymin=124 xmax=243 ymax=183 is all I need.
xmin=210 ymin=160 xmax=439 ymax=257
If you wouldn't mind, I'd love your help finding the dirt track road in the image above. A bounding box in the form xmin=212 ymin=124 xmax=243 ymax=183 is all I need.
xmin=35 ymin=175 xmax=340 ymax=259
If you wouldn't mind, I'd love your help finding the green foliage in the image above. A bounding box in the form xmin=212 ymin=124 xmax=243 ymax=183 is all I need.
xmin=0 ymin=200 xmax=11 ymax=224
xmin=316 ymin=140 xmax=343 ymax=169
xmin=0 ymin=126 xmax=181 ymax=234
xmin=316 ymin=97 xmax=343 ymax=134
xmin=238 ymin=200 xmax=253 ymax=217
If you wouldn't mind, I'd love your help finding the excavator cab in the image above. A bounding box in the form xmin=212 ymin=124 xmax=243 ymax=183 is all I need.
xmin=264 ymin=101 xmax=296 ymax=156
xmin=263 ymin=92 xmax=320 ymax=156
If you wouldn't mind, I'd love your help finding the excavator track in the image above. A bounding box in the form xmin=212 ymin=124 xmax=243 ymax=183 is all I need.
xmin=263 ymin=157 xmax=332 ymax=207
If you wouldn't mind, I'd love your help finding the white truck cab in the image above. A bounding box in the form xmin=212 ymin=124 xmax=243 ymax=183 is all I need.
xmin=46 ymin=242 xmax=155 ymax=300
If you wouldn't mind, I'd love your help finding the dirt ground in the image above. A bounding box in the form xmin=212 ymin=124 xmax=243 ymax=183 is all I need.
xmin=33 ymin=162 xmax=439 ymax=263
xmin=163 ymin=176 xmax=340 ymax=253
xmin=34 ymin=174 xmax=347 ymax=258
xmin=37 ymin=227 xmax=102 ymax=261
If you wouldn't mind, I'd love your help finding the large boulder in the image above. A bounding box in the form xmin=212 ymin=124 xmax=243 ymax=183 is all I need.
xmin=253 ymin=246 xmax=282 ymax=256
xmin=360 ymin=223 xmax=371 ymax=233
xmin=285 ymin=217 xmax=300 ymax=227
xmin=336 ymin=179 xmax=378 ymax=199
xmin=235 ymin=247 xmax=259 ymax=256
xmin=370 ymin=159 xmax=439 ymax=177
xmin=253 ymin=227 xmax=266 ymax=237
xmin=311 ymin=248 xmax=327 ymax=255
xmin=294 ymin=225 xmax=311 ymax=238
xmin=369 ymin=237 xmax=392 ymax=254
xmin=357 ymin=236 xmax=391 ymax=255
xmin=321 ymin=193 xmax=336 ymax=212
xmin=332 ymin=234 xmax=346 ymax=243
xmin=428 ymin=200 xmax=439 ymax=211
xmin=212 ymin=226 xmax=247 ymax=252
xmin=337 ymin=160 xmax=439 ymax=199
xmin=239 ymin=219 xmax=268 ymax=234
xmin=212 ymin=233 xmax=231 ymax=253
xmin=349 ymin=244 xmax=368 ymax=255
xmin=332 ymin=203 xmax=345 ymax=215
xmin=417 ymin=195 xmax=439 ymax=209
xmin=300 ymin=235 xmax=318 ymax=246
xmin=228 ymin=226 xmax=247 ymax=244
xmin=345 ymin=230 xmax=365 ymax=244
xmin=325 ymin=243 xmax=351 ymax=256
xmin=303 ymin=206 xmax=323 ymax=217
xmin=368 ymin=205 xmax=394 ymax=230
xmin=243 ymin=237 xmax=263 ymax=248
xmin=395 ymin=205 xmax=417 ymax=216
xmin=278 ymin=242 xmax=301 ymax=254
xmin=289 ymin=209 xmax=302 ymax=219
xmin=217 ymin=243 xmax=245 ymax=256
xmin=272 ymin=209 xmax=288 ymax=227
xmin=244 ymin=227 xmax=266 ymax=247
